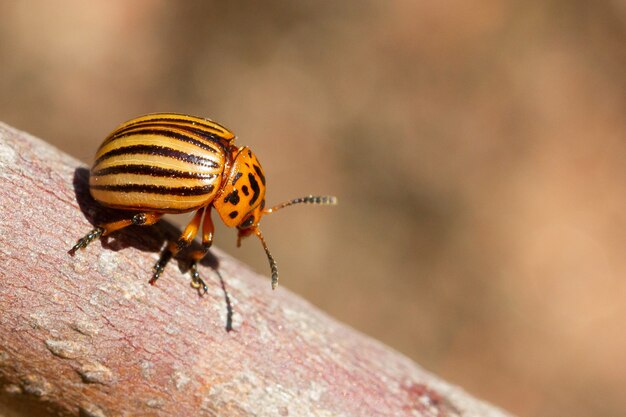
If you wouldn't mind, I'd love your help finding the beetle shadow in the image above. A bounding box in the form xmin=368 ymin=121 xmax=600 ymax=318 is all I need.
xmin=72 ymin=167 xmax=164 ymax=253
xmin=72 ymin=167 xmax=233 ymax=332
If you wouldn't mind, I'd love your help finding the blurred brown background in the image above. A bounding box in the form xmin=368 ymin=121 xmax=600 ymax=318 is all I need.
xmin=1 ymin=1 xmax=624 ymax=416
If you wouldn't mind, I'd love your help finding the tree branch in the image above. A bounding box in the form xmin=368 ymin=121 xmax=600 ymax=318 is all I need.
xmin=0 ymin=122 xmax=513 ymax=417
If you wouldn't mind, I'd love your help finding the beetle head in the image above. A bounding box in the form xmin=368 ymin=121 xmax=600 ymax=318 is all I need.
xmin=215 ymin=146 xmax=337 ymax=289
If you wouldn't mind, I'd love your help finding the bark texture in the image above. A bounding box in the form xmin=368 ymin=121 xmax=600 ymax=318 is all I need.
xmin=0 ymin=122 xmax=513 ymax=417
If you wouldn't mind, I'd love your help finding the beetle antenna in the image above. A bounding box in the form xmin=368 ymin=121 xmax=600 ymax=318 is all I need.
xmin=264 ymin=195 xmax=337 ymax=214
xmin=254 ymin=229 xmax=279 ymax=289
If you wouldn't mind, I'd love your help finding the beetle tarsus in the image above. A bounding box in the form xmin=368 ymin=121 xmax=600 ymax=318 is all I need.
xmin=149 ymin=269 xmax=161 ymax=286
xmin=189 ymin=262 xmax=208 ymax=295
xmin=69 ymin=227 xmax=104 ymax=255
xmin=150 ymin=248 xmax=173 ymax=285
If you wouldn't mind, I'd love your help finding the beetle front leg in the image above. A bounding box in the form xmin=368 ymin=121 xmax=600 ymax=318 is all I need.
xmin=69 ymin=212 xmax=162 ymax=255
xmin=150 ymin=207 xmax=205 ymax=286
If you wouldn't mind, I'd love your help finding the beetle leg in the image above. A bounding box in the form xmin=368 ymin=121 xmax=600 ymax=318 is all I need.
xmin=150 ymin=207 xmax=205 ymax=286
xmin=69 ymin=212 xmax=162 ymax=255
xmin=69 ymin=227 xmax=104 ymax=254
xmin=186 ymin=208 xmax=215 ymax=294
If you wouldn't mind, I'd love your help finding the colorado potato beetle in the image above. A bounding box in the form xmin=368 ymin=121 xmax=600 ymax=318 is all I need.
xmin=69 ymin=113 xmax=337 ymax=291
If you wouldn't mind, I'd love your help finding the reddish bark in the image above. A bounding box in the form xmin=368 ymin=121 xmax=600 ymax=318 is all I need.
xmin=0 ymin=122 xmax=513 ymax=417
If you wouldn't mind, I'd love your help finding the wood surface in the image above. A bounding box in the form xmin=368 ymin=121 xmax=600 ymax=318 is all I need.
xmin=0 ymin=122 xmax=513 ymax=417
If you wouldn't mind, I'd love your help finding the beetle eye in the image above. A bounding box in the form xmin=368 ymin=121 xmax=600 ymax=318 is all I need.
xmin=240 ymin=215 xmax=255 ymax=229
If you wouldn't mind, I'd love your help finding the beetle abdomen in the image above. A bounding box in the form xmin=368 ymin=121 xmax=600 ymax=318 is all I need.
xmin=89 ymin=114 xmax=232 ymax=213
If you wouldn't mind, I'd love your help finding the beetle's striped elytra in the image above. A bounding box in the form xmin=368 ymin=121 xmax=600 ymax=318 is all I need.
xmin=70 ymin=113 xmax=337 ymax=292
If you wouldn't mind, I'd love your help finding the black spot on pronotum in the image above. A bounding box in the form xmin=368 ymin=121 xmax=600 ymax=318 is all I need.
xmin=241 ymin=185 xmax=249 ymax=196
xmin=247 ymin=149 xmax=252 ymax=157
xmin=253 ymin=164 xmax=266 ymax=185
xmin=232 ymin=172 xmax=242 ymax=185
xmin=240 ymin=216 xmax=254 ymax=229
xmin=223 ymin=189 xmax=240 ymax=205
xmin=248 ymin=173 xmax=260 ymax=205
xmin=229 ymin=210 xmax=239 ymax=219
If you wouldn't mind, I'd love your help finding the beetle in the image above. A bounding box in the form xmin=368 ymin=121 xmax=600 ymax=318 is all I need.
xmin=69 ymin=113 xmax=337 ymax=292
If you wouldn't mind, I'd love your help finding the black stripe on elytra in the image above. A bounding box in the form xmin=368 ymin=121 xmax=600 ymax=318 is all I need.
xmin=228 ymin=210 xmax=239 ymax=219
xmin=91 ymin=183 xmax=215 ymax=196
xmin=95 ymin=145 xmax=220 ymax=168
xmin=123 ymin=115 xmax=229 ymax=135
xmin=241 ymin=185 xmax=249 ymax=196
xmin=92 ymin=165 xmax=218 ymax=180
xmin=105 ymin=204 xmax=193 ymax=214
xmin=248 ymin=173 xmax=260 ymax=205
xmin=118 ymin=122 xmax=228 ymax=144
xmin=253 ymin=164 xmax=266 ymax=185
xmin=105 ymin=127 xmax=220 ymax=154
